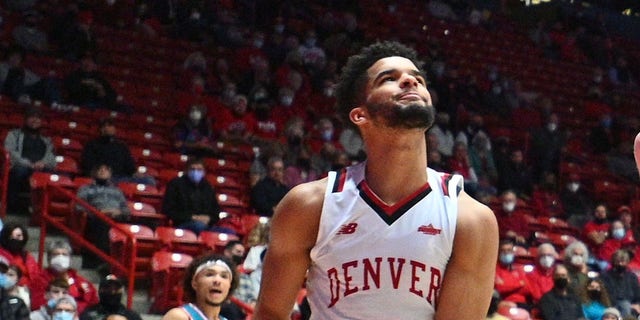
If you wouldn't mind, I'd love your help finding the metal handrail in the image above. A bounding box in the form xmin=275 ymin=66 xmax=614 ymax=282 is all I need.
xmin=36 ymin=183 xmax=138 ymax=308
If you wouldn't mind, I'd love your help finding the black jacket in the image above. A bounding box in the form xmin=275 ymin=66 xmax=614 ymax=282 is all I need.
xmin=162 ymin=175 xmax=220 ymax=226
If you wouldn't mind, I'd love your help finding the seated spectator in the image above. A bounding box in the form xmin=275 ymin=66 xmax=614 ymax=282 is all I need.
xmin=63 ymin=53 xmax=117 ymax=110
xmin=580 ymin=278 xmax=613 ymax=320
xmin=220 ymin=240 xmax=250 ymax=320
xmin=80 ymin=118 xmax=136 ymax=182
xmin=563 ymin=241 xmax=591 ymax=294
xmin=0 ymin=256 xmax=30 ymax=319
xmin=468 ymin=131 xmax=498 ymax=184
xmin=531 ymin=172 xmax=564 ymax=217
xmin=216 ymin=94 xmax=257 ymax=144
xmin=57 ymin=10 xmax=97 ymax=61
xmin=76 ymin=164 xmax=130 ymax=268
xmin=50 ymin=295 xmax=79 ymax=320
xmin=0 ymin=223 xmax=42 ymax=292
xmin=598 ymin=220 xmax=636 ymax=270
xmin=172 ymin=104 xmax=218 ymax=157
xmin=600 ymin=250 xmax=640 ymax=317
xmin=494 ymin=239 xmax=533 ymax=308
xmin=497 ymin=148 xmax=533 ymax=199
xmin=583 ymin=204 xmax=611 ymax=270
xmin=601 ymin=308 xmax=622 ymax=320
xmin=560 ymin=173 xmax=593 ymax=229
xmin=284 ymin=147 xmax=319 ymax=189
xmin=4 ymin=106 xmax=56 ymax=214
xmin=250 ymin=156 xmax=288 ymax=217
xmin=0 ymin=47 xmax=60 ymax=104
xmin=428 ymin=112 xmax=455 ymax=158
xmin=79 ymin=275 xmax=142 ymax=320
xmin=5 ymin=264 xmax=29 ymax=309
xmin=528 ymin=113 xmax=567 ymax=178
xmin=30 ymin=277 xmax=69 ymax=319
xmin=307 ymin=117 xmax=342 ymax=155
xmin=495 ymin=190 xmax=532 ymax=246
xmin=538 ymin=264 xmax=585 ymax=320
xmin=30 ymin=239 xmax=98 ymax=313
xmin=12 ymin=10 xmax=50 ymax=54
xmin=161 ymin=157 xmax=221 ymax=235
xmin=527 ymin=243 xmax=559 ymax=304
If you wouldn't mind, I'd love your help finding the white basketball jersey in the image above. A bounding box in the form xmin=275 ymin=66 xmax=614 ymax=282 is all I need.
xmin=307 ymin=162 xmax=462 ymax=320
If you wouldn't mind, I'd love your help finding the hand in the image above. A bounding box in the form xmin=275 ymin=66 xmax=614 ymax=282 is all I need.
xmin=32 ymin=161 xmax=45 ymax=170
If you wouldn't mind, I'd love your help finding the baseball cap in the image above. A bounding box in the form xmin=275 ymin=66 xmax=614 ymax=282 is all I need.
xmin=100 ymin=274 xmax=123 ymax=288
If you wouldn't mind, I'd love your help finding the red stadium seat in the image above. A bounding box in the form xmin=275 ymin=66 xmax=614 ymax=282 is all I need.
xmin=199 ymin=231 xmax=240 ymax=254
xmin=155 ymin=226 xmax=201 ymax=257
xmin=109 ymin=223 xmax=158 ymax=279
xmin=127 ymin=201 xmax=169 ymax=228
xmin=150 ymin=251 xmax=193 ymax=313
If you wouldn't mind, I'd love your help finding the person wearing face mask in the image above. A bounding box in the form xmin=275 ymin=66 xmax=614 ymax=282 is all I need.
xmin=494 ymin=239 xmax=533 ymax=309
xmin=220 ymin=241 xmax=251 ymax=320
xmin=495 ymin=190 xmax=532 ymax=246
xmin=563 ymin=241 xmax=592 ymax=294
xmin=162 ymin=158 xmax=222 ymax=235
xmin=0 ymin=223 xmax=42 ymax=294
xmin=76 ymin=164 xmax=130 ymax=269
xmin=3 ymin=264 xmax=30 ymax=310
xmin=528 ymin=112 xmax=567 ymax=179
xmin=308 ymin=117 xmax=343 ymax=155
xmin=560 ymin=173 xmax=593 ymax=229
xmin=527 ymin=243 xmax=560 ymax=304
xmin=173 ymin=104 xmax=218 ymax=157
xmin=30 ymin=240 xmax=98 ymax=313
xmin=598 ymin=220 xmax=636 ymax=270
xmin=4 ymin=106 xmax=56 ymax=215
xmin=580 ymin=278 xmax=613 ymax=320
xmin=538 ymin=264 xmax=585 ymax=320
xmin=30 ymin=278 xmax=70 ymax=320
xmin=80 ymin=275 xmax=141 ymax=320
xmin=49 ymin=295 xmax=78 ymax=320
xmin=600 ymin=250 xmax=640 ymax=318
xmin=0 ymin=256 xmax=30 ymax=320
xmin=80 ymin=118 xmax=137 ymax=181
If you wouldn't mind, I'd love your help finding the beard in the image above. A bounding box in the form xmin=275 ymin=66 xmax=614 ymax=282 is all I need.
xmin=367 ymin=100 xmax=435 ymax=130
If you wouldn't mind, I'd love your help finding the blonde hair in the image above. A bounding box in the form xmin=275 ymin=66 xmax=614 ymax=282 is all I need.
xmin=246 ymin=221 xmax=270 ymax=247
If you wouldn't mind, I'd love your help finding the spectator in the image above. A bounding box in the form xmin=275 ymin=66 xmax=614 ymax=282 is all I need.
xmin=580 ymin=278 xmax=613 ymax=320
xmin=527 ymin=243 xmax=559 ymax=304
xmin=338 ymin=126 xmax=365 ymax=163
xmin=250 ymin=156 xmax=288 ymax=217
xmin=589 ymin=113 xmax=617 ymax=155
xmin=4 ymin=106 xmax=56 ymax=215
xmin=63 ymin=53 xmax=117 ymax=110
xmin=79 ymin=275 xmax=142 ymax=320
xmin=76 ymin=164 xmax=130 ymax=269
xmin=57 ymin=10 xmax=97 ymax=61
xmin=220 ymin=241 xmax=249 ymax=320
xmin=600 ymin=250 xmax=640 ymax=317
xmin=5 ymin=264 xmax=30 ymax=310
xmin=494 ymin=239 xmax=532 ymax=308
xmin=0 ymin=47 xmax=61 ymax=104
xmin=497 ymin=148 xmax=533 ymax=198
xmin=161 ymin=157 xmax=221 ymax=235
xmin=30 ymin=278 xmax=70 ymax=320
xmin=468 ymin=131 xmax=498 ymax=184
xmin=30 ymin=240 xmax=98 ymax=313
xmin=598 ymin=220 xmax=636 ymax=267
xmin=538 ymin=264 xmax=585 ymax=320
xmin=486 ymin=290 xmax=510 ymax=320
xmin=528 ymin=113 xmax=567 ymax=179
xmin=0 ymin=256 xmax=30 ymax=320
xmin=495 ymin=190 xmax=532 ymax=246
xmin=563 ymin=241 xmax=591 ymax=294
xmin=12 ymin=10 xmax=50 ymax=54
xmin=583 ymin=204 xmax=611 ymax=270
xmin=428 ymin=111 xmax=455 ymax=158
xmin=172 ymin=104 xmax=218 ymax=158
xmin=80 ymin=118 xmax=136 ymax=181
xmin=601 ymin=308 xmax=622 ymax=320
xmin=531 ymin=172 xmax=564 ymax=218
xmin=307 ymin=117 xmax=343 ymax=155
xmin=216 ymin=95 xmax=256 ymax=144
xmin=0 ymin=223 xmax=42 ymax=292
xmin=283 ymin=147 xmax=319 ymax=189
xmin=49 ymin=295 xmax=78 ymax=320
xmin=456 ymin=113 xmax=491 ymax=151
xmin=560 ymin=173 xmax=593 ymax=229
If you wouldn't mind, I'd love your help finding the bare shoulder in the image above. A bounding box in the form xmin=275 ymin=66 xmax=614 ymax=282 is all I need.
xmin=456 ymin=191 xmax=498 ymax=237
xmin=161 ymin=307 xmax=189 ymax=320
xmin=270 ymin=178 xmax=328 ymax=248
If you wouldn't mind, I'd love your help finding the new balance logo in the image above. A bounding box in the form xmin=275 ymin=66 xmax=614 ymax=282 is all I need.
xmin=418 ymin=224 xmax=441 ymax=235
xmin=337 ymin=223 xmax=358 ymax=235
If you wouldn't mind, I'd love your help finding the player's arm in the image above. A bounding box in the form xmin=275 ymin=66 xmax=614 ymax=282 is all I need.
xmin=253 ymin=179 xmax=326 ymax=320
xmin=161 ymin=308 xmax=189 ymax=320
xmin=634 ymin=132 xmax=640 ymax=177
xmin=435 ymin=191 xmax=499 ymax=320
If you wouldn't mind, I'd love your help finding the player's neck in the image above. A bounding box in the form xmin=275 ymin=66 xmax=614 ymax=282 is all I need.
xmin=194 ymin=301 xmax=222 ymax=320
xmin=363 ymin=132 xmax=428 ymax=205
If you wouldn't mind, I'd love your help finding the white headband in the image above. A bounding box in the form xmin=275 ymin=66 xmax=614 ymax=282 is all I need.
xmin=193 ymin=260 xmax=232 ymax=280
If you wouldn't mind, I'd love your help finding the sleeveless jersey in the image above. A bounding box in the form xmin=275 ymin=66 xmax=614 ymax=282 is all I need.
xmin=307 ymin=162 xmax=462 ymax=320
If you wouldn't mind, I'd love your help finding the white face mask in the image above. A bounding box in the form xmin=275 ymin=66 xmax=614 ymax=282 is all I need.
xmin=539 ymin=255 xmax=555 ymax=269
xmin=50 ymin=254 xmax=71 ymax=272
xmin=570 ymin=255 xmax=584 ymax=266
xmin=502 ymin=201 xmax=516 ymax=213
xmin=567 ymin=182 xmax=580 ymax=192
xmin=547 ymin=123 xmax=558 ymax=132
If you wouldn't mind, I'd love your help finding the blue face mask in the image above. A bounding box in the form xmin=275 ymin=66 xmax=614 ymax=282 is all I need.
xmin=499 ymin=253 xmax=515 ymax=265
xmin=188 ymin=169 xmax=205 ymax=183
xmin=53 ymin=311 xmax=74 ymax=320
xmin=47 ymin=298 xmax=57 ymax=309
xmin=613 ymin=228 xmax=626 ymax=240
xmin=0 ymin=273 xmax=16 ymax=289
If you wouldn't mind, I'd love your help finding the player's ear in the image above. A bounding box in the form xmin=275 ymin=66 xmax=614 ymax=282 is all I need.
xmin=349 ymin=107 xmax=367 ymax=125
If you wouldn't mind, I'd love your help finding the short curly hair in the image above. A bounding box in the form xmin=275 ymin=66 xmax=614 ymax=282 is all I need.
xmin=335 ymin=41 xmax=422 ymax=128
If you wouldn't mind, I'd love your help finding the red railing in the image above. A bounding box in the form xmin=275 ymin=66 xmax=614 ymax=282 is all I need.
xmin=35 ymin=183 xmax=138 ymax=308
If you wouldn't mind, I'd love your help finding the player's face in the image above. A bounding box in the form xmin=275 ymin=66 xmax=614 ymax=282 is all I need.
xmin=363 ymin=57 xmax=434 ymax=130
xmin=192 ymin=265 xmax=232 ymax=307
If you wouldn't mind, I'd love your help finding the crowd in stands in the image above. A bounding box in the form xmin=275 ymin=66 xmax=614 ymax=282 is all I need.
xmin=0 ymin=0 xmax=637 ymax=319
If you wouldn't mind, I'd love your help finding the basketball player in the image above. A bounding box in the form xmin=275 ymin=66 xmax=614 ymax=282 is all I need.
xmin=162 ymin=254 xmax=238 ymax=320
xmin=254 ymin=41 xmax=499 ymax=319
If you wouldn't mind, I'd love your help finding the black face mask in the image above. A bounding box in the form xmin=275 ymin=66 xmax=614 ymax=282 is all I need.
xmin=99 ymin=292 xmax=122 ymax=310
xmin=231 ymin=255 xmax=243 ymax=265
xmin=95 ymin=178 xmax=109 ymax=186
xmin=4 ymin=238 xmax=25 ymax=254
xmin=554 ymin=278 xmax=569 ymax=290
xmin=588 ymin=289 xmax=601 ymax=300
xmin=99 ymin=135 xmax=115 ymax=143
xmin=614 ymin=265 xmax=627 ymax=274
xmin=22 ymin=126 xmax=40 ymax=135
xmin=594 ymin=217 xmax=607 ymax=225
